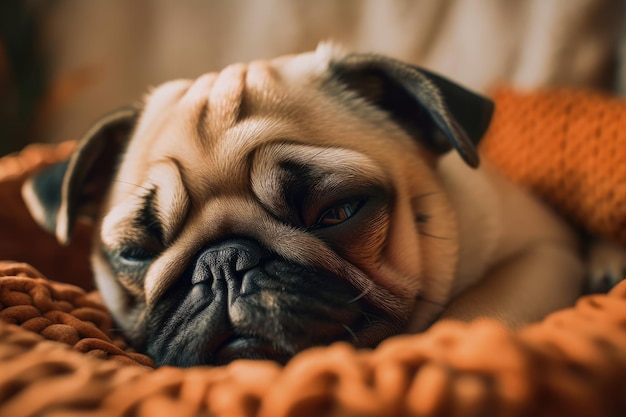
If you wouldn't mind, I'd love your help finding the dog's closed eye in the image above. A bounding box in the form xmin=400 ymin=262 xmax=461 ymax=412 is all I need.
xmin=118 ymin=245 xmax=158 ymax=263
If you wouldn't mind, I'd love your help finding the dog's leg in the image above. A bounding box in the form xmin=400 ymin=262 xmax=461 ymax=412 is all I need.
xmin=437 ymin=159 xmax=586 ymax=328
xmin=440 ymin=242 xmax=584 ymax=327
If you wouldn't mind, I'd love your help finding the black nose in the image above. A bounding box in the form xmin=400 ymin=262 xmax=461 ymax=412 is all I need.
xmin=191 ymin=238 xmax=270 ymax=286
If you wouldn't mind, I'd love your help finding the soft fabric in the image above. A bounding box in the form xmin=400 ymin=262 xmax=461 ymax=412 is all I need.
xmin=1 ymin=87 xmax=626 ymax=417
xmin=1 ymin=263 xmax=626 ymax=417
xmin=481 ymin=87 xmax=626 ymax=246
xmin=0 ymin=262 xmax=152 ymax=367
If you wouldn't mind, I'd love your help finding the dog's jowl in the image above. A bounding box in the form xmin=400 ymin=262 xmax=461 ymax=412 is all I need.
xmin=22 ymin=44 xmax=584 ymax=366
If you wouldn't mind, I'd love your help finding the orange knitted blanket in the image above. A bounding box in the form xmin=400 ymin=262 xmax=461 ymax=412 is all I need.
xmin=0 ymin=87 xmax=625 ymax=417
xmin=482 ymin=87 xmax=626 ymax=246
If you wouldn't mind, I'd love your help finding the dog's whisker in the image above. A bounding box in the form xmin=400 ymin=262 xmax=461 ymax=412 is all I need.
xmin=346 ymin=287 xmax=371 ymax=304
xmin=418 ymin=231 xmax=450 ymax=240
xmin=415 ymin=294 xmax=445 ymax=307
xmin=341 ymin=323 xmax=358 ymax=343
xmin=412 ymin=191 xmax=440 ymax=201
xmin=360 ymin=311 xmax=379 ymax=326
xmin=114 ymin=179 xmax=151 ymax=191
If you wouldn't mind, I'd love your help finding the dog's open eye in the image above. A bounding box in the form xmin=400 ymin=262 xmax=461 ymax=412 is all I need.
xmin=313 ymin=199 xmax=365 ymax=229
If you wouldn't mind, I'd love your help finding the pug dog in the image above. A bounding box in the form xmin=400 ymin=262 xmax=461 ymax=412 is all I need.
xmin=22 ymin=44 xmax=587 ymax=367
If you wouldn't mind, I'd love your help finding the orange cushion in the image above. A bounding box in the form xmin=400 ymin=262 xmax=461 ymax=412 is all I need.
xmin=481 ymin=87 xmax=626 ymax=246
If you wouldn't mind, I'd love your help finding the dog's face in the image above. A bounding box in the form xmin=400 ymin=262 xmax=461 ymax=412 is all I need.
xmin=23 ymin=45 xmax=493 ymax=366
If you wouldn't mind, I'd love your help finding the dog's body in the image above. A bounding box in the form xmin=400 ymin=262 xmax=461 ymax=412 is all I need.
xmin=23 ymin=45 xmax=588 ymax=366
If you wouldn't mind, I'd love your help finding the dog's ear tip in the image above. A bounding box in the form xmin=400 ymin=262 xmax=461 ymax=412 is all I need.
xmin=21 ymin=162 xmax=74 ymax=244
xmin=326 ymin=53 xmax=494 ymax=166
xmin=21 ymin=177 xmax=43 ymax=223
xmin=479 ymin=97 xmax=496 ymax=131
xmin=467 ymin=154 xmax=481 ymax=169
xmin=21 ymin=174 xmax=55 ymax=234
xmin=465 ymin=97 xmax=494 ymax=152
xmin=20 ymin=107 xmax=137 ymax=246
xmin=453 ymin=136 xmax=481 ymax=168
xmin=55 ymin=226 xmax=72 ymax=246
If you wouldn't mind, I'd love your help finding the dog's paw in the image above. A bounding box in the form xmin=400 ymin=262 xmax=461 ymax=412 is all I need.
xmin=585 ymin=238 xmax=626 ymax=293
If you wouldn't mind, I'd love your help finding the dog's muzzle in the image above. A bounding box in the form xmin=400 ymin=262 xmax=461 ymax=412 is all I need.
xmin=144 ymin=238 xmax=384 ymax=367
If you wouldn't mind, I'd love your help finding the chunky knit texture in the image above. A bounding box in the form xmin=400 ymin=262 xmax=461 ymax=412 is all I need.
xmin=481 ymin=87 xmax=626 ymax=246
xmin=1 ymin=262 xmax=625 ymax=417
xmin=0 ymin=87 xmax=625 ymax=417
xmin=0 ymin=262 xmax=153 ymax=367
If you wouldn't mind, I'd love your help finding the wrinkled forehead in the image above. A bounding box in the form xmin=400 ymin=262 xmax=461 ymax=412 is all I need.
xmin=117 ymin=46 xmax=354 ymax=176
xmin=112 ymin=43 xmax=420 ymax=206
xmin=134 ymin=45 xmax=341 ymax=140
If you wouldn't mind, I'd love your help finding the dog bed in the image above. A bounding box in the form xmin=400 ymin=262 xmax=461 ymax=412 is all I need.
xmin=1 ymin=87 xmax=625 ymax=417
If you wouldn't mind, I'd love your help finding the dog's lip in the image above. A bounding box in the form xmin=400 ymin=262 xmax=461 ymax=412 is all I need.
xmin=213 ymin=335 xmax=288 ymax=365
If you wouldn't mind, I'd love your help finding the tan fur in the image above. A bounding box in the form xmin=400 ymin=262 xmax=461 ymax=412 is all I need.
xmin=95 ymin=57 xmax=441 ymax=334
xmin=26 ymin=45 xmax=584 ymax=350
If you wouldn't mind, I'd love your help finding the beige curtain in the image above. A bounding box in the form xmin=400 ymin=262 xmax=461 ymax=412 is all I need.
xmin=40 ymin=0 xmax=625 ymax=141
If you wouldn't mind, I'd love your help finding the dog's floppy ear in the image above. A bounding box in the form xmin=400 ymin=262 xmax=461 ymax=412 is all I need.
xmin=22 ymin=108 xmax=138 ymax=244
xmin=328 ymin=53 xmax=494 ymax=167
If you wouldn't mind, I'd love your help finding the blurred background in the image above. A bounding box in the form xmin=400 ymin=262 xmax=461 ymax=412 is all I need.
xmin=1 ymin=0 xmax=625 ymax=157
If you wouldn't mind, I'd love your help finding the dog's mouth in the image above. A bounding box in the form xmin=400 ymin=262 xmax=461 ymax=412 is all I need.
xmin=146 ymin=279 xmax=391 ymax=367
xmin=142 ymin=239 xmax=403 ymax=367
xmin=213 ymin=335 xmax=290 ymax=365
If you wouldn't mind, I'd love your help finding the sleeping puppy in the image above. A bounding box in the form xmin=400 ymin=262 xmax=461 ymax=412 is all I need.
xmin=22 ymin=44 xmax=585 ymax=367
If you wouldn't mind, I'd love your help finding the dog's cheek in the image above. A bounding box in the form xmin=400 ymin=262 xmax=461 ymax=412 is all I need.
xmin=314 ymin=203 xmax=390 ymax=263
xmin=91 ymin=253 xmax=147 ymax=341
